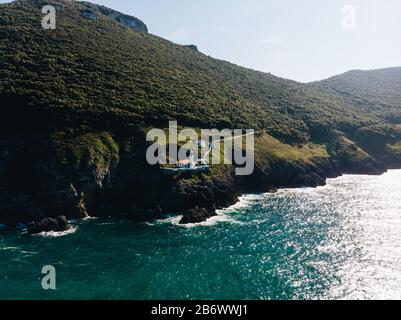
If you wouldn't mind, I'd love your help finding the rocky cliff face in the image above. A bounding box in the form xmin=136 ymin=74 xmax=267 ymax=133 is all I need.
xmin=0 ymin=1 xmax=400 ymax=230
xmin=80 ymin=2 xmax=148 ymax=32
xmin=0 ymin=128 xmax=386 ymax=227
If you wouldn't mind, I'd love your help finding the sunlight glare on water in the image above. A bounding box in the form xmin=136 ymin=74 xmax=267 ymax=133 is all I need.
xmin=1 ymin=170 xmax=401 ymax=300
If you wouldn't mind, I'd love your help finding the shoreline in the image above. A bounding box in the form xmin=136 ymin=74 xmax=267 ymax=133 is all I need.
xmin=1 ymin=167 xmax=400 ymax=233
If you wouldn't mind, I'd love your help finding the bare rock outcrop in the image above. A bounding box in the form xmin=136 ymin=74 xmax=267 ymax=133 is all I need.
xmin=80 ymin=2 xmax=148 ymax=33
xmin=27 ymin=216 xmax=71 ymax=235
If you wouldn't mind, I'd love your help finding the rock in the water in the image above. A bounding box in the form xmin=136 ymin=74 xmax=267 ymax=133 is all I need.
xmin=179 ymin=207 xmax=216 ymax=224
xmin=27 ymin=216 xmax=71 ymax=235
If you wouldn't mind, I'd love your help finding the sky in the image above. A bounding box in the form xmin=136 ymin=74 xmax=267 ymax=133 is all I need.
xmin=2 ymin=0 xmax=401 ymax=82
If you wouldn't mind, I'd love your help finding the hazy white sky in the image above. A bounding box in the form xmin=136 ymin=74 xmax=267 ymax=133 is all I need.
xmin=2 ymin=0 xmax=401 ymax=82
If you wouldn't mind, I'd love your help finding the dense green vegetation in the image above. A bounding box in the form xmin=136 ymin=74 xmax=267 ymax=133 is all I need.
xmin=0 ymin=0 xmax=400 ymax=224
xmin=1 ymin=0 xmax=399 ymax=144
xmin=313 ymin=68 xmax=401 ymax=157
xmin=53 ymin=131 xmax=119 ymax=171
xmin=314 ymin=68 xmax=401 ymax=123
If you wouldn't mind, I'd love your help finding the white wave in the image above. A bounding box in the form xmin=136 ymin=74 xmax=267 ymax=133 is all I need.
xmin=153 ymin=210 xmax=244 ymax=229
xmin=179 ymin=213 xmax=244 ymax=228
xmin=217 ymin=194 xmax=262 ymax=214
xmin=158 ymin=215 xmax=183 ymax=225
xmin=82 ymin=216 xmax=98 ymax=221
xmin=35 ymin=226 xmax=78 ymax=238
xmin=1 ymin=246 xmax=19 ymax=251
xmin=149 ymin=194 xmax=261 ymax=228
xmin=20 ymin=250 xmax=38 ymax=256
xmin=68 ymin=216 xmax=97 ymax=224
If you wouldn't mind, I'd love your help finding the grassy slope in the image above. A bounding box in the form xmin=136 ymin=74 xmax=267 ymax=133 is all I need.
xmin=0 ymin=0 xmax=393 ymax=142
xmin=314 ymin=68 xmax=401 ymax=122
xmin=0 ymin=0 xmax=400 ymax=223
xmin=313 ymin=68 xmax=401 ymax=159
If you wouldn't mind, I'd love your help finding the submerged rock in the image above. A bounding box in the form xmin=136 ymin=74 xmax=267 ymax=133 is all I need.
xmin=179 ymin=207 xmax=216 ymax=224
xmin=27 ymin=216 xmax=71 ymax=235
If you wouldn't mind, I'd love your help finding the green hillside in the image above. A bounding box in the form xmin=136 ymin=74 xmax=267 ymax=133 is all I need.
xmin=314 ymin=67 xmax=401 ymax=123
xmin=1 ymin=0 xmax=394 ymax=141
xmin=313 ymin=68 xmax=401 ymax=157
xmin=0 ymin=0 xmax=400 ymax=225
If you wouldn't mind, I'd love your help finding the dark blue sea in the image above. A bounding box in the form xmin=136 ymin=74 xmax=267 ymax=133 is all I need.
xmin=1 ymin=170 xmax=401 ymax=300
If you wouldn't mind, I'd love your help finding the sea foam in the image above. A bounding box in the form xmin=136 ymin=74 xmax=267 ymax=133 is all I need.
xmin=152 ymin=194 xmax=260 ymax=228
xmin=35 ymin=226 xmax=78 ymax=238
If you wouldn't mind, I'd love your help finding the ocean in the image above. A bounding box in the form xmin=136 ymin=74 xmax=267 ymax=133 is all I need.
xmin=1 ymin=170 xmax=401 ymax=300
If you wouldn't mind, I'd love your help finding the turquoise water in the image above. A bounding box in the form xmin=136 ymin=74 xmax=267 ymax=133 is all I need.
xmin=1 ymin=170 xmax=401 ymax=300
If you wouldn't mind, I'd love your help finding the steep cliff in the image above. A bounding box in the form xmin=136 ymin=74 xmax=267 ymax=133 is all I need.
xmin=0 ymin=0 xmax=400 ymax=227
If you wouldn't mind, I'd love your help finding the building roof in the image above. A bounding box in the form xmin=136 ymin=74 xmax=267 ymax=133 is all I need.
xmin=177 ymin=159 xmax=191 ymax=165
